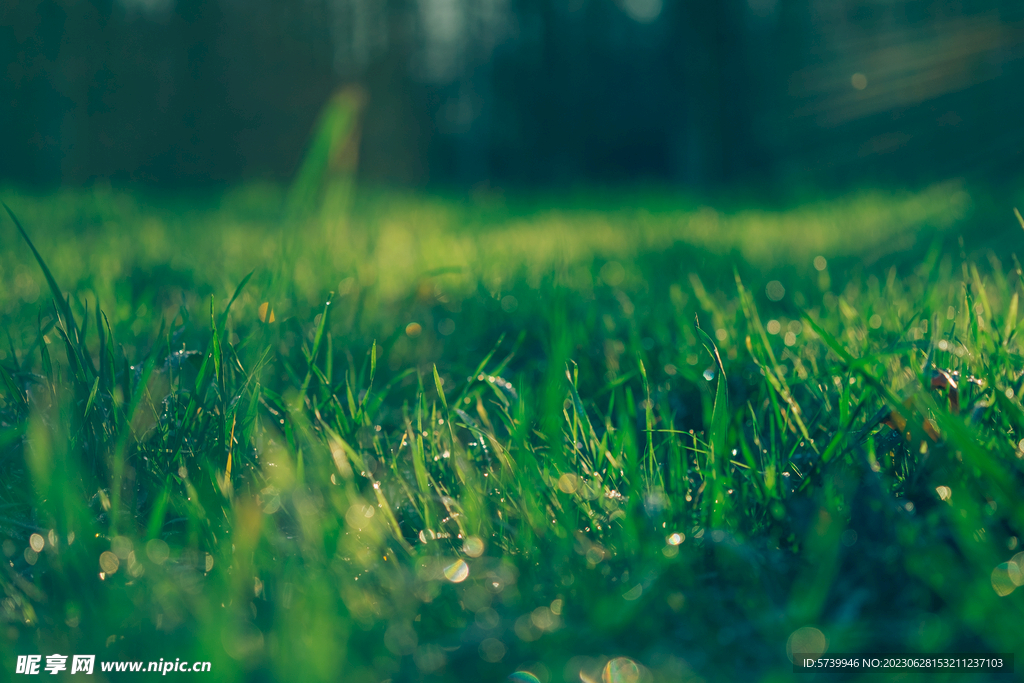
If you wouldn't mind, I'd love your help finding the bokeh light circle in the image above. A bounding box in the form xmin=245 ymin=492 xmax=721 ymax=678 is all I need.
xmin=602 ymin=657 xmax=640 ymax=683
xmin=786 ymin=626 xmax=828 ymax=662
xmin=99 ymin=551 xmax=120 ymax=574
xmin=991 ymin=563 xmax=1017 ymax=596
xmin=444 ymin=559 xmax=470 ymax=583
xmin=463 ymin=536 xmax=485 ymax=557
xmin=508 ymin=672 xmax=541 ymax=683
xmin=29 ymin=534 xmax=45 ymax=553
xmin=146 ymin=538 xmax=170 ymax=564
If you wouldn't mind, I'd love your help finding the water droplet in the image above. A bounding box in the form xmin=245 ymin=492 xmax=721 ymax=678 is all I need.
xmin=702 ymin=367 xmax=715 ymax=381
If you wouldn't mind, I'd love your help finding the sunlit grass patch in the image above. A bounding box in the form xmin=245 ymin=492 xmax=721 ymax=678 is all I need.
xmin=0 ymin=185 xmax=1022 ymax=681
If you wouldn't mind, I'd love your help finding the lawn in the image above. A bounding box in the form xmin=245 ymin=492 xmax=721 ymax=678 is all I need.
xmin=1 ymin=181 xmax=1023 ymax=681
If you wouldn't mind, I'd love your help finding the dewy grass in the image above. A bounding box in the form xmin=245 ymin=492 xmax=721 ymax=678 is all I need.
xmin=0 ymin=185 xmax=1023 ymax=681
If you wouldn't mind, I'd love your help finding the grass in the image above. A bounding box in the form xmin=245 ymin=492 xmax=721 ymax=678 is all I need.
xmin=1 ymin=181 xmax=1023 ymax=681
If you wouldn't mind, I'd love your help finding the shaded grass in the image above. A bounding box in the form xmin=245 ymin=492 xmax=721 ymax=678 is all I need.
xmin=0 ymin=183 xmax=1023 ymax=681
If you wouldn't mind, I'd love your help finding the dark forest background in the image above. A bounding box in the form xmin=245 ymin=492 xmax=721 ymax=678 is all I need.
xmin=3 ymin=0 xmax=1024 ymax=190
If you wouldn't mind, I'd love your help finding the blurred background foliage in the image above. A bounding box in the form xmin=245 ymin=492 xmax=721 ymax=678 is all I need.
xmin=3 ymin=0 xmax=1024 ymax=190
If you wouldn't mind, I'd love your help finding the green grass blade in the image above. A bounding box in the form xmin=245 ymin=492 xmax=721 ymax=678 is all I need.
xmin=3 ymin=202 xmax=79 ymax=341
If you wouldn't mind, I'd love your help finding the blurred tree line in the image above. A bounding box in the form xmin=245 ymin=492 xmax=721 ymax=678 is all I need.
xmin=2 ymin=0 xmax=1024 ymax=190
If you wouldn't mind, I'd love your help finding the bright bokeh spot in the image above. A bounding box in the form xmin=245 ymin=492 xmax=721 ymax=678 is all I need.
xmin=146 ymin=538 xmax=170 ymax=565
xmin=463 ymin=536 xmax=485 ymax=558
xmin=444 ymin=559 xmax=469 ymax=583
xmin=345 ymin=502 xmax=375 ymax=530
xmin=620 ymin=0 xmax=662 ymax=23
xmin=602 ymin=657 xmax=640 ymax=683
xmin=508 ymin=671 xmax=541 ymax=683
xmin=1011 ymin=553 xmax=1024 ymax=586
xmin=992 ymin=563 xmax=1018 ymax=596
xmin=99 ymin=551 xmax=120 ymax=574
xmin=667 ymin=532 xmax=684 ymax=546
xmin=786 ymin=626 xmax=827 ymax=662
xmin=558 ymin=473 xmax=579 ymax=494
xmin=29 ymin=533 xmax=44 ymax=553
xmin=622 ymin=584 xmax=642 ymax=601
xmin=111 ymin=535 xmax=133 ymax=559
xmin=531 ymin=606 xmax=556 ymax=630
xmin=478 ymin=637 xmax=505 ymax=662
xmin=936 ymin=486 xmax=952 ymax=501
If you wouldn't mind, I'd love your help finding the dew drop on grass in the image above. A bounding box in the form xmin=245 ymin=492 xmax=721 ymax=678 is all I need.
xmin=702 ymin=367 xmax=715 ymax=381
